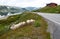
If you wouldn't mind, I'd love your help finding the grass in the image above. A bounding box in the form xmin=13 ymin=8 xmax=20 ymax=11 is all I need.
xmin=33 ymin=5 xmax=60 ymax=13
xmin=34 ymin=21 xmax=41 ymax=27
xmin=0 ymin=12 xmax=50 ymax=39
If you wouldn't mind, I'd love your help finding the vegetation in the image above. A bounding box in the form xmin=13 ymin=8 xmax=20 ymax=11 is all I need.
xmin=0 ymin=12 xmax=50 ymax=39
xmin=33 ymin=5 xmax=60 ymax=13
xmin=34 ymin=21 xmax=41 ymax=27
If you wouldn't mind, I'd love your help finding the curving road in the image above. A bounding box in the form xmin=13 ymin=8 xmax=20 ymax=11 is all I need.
xmin=36 ymin=12 xmax=60 ymax=39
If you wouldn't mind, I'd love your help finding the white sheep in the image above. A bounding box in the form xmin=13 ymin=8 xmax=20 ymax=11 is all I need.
xmin=26 ymin=19 xmax=35 ymax=24
xmin=10 ymin=23 xmax=22 ymax=30
xmin=30 ymin=19 xmax=35 ymax=23
xmin=26 ymin=20 xmax=31 ymax=24
xmin=10 ymin=19 xmax=35 ymax=30
xmin=10 ymin=22 xmax=26 ymax=30
xmin=21 ymin=22 xmax=26 ymax=25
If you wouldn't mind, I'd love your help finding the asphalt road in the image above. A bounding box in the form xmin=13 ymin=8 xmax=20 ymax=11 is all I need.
xmin=36 ymin=13 xmax=60 ymax=39
xmin=37 ymin=13 xmax=60 ymax=24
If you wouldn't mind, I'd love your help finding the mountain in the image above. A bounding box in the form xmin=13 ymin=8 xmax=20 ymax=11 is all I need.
xmin=25 ymin=7 xmax=38 ymax=11
xmin=0 ymin=6 xmax=38 ymax=15
xmin=0 ymin=6 xmax=28 ymax=15
xmin=19 ymin=8 xmax=29 ymax=12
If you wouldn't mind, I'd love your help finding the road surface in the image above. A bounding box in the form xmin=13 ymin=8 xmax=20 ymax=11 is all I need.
xmin=36 ymin=13 xmax=60 ymax=39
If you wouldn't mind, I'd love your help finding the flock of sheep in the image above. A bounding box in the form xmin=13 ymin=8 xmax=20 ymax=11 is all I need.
xmin=10 ymin=19 xmax=35 ymax=30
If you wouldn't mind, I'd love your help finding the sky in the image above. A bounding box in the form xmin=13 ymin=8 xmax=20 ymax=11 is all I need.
xmin=0 ymin=0 xmax=60 ymax=7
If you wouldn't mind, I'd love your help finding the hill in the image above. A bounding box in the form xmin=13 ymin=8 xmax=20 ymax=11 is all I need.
xmin=0 ymin=6 xmax=38 ymax=15
xmin=33 ymin=5 xmax=60 ymax=13
xmin=0 ymin=6 xmax=28 ymax=15
xmin=25 ymin=7 xmax=38 ymax=11
xmin=0 ymin=12 xmax=50 ymax=39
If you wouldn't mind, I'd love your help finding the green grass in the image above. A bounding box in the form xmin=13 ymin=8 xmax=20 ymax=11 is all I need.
xmin=34 ymin=21 xmax=41 ymax=27
xmin=0 ymin=12 xmax=50 ymax=39
xmin=33 ymin=5 xmax=60 ymax=13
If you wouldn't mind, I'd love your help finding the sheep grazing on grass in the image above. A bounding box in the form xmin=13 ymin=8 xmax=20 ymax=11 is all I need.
xmin=26 ymin=19 xmax=35 ymax=24
xmin=10 ymin=22 xmax=26 ymax=30
xmin=10 ymin=19 xmax=35 ymax=30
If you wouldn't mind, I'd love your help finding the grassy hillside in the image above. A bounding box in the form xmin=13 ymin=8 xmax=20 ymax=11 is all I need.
xmin=33 ymin=5 xmax=60 ymax=13
xmin=0 ymin=12 xmax=50 ymax=39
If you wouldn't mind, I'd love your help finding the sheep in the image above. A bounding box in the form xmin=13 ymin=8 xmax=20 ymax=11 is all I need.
xmin=21 ymin=22 xmax=26 ymax=25
xmin=26 ymin=20 xmax=31 ymax=24
xmin=10 ymin=22 xmax=26 ymax=30
xmin=30 ymin=19 xmax=35 ymax=23
xmin=10 ymin=19 xmax=35 ymax=30
xmin=10 ymin=23 xmax=22 ymax=30
xmin=26 ymin=19 xmax=35 ymax=24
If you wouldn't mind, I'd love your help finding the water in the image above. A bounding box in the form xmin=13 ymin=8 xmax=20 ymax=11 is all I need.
xmin=0 ymin=12 xmax=22 ymax=20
